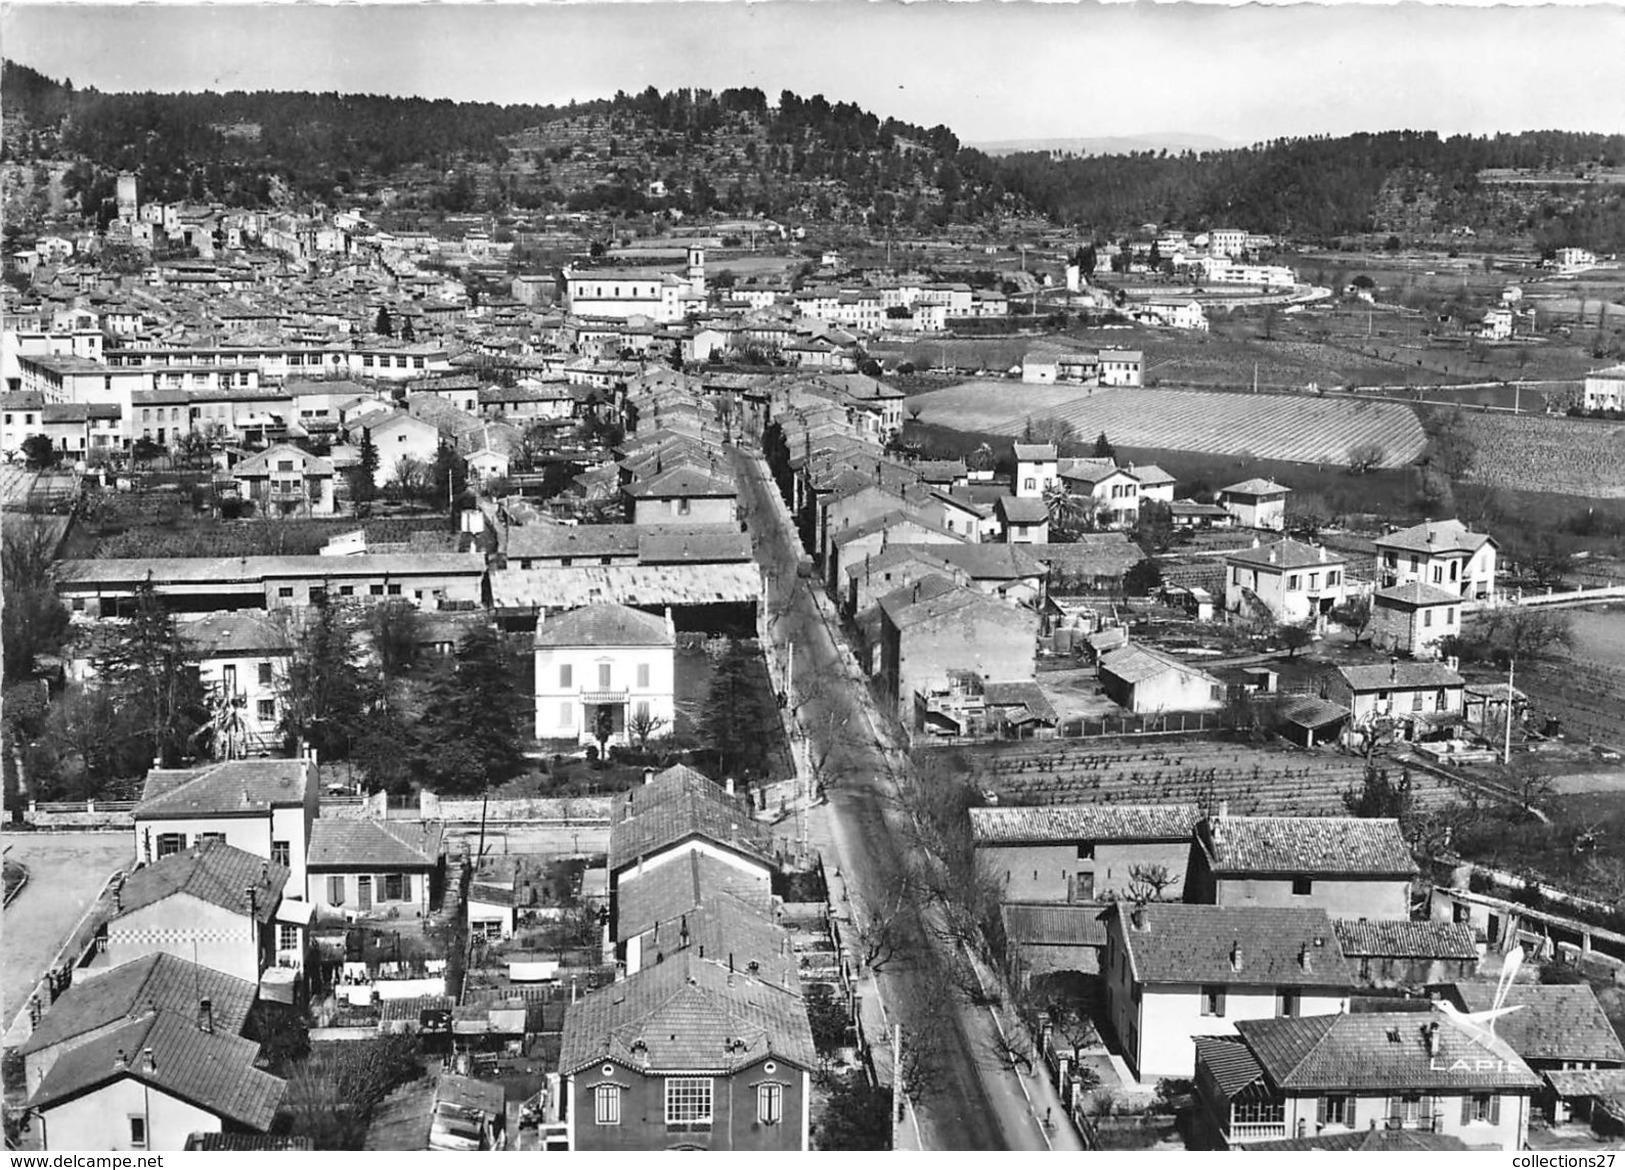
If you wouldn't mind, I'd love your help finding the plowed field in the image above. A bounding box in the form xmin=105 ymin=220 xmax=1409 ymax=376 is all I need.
xmin=906 ymin=383 xmax=1428 ymax=469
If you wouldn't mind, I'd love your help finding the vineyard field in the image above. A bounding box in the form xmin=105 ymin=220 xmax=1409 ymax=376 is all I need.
xmin=1457 ymin=413 xmax=1625 ymax=497
xmin=922 ymin=739 xmax=1461 ymax=816
xmin=906 ymin=383 xmax=1428 ymax=469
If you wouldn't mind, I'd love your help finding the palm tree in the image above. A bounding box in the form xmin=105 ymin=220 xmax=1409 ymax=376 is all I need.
xmin=194 ymin=685 xmax=253 ymax=760
xmin=968 ymin=442 xmax=996 ymax=475
xmin=1043 ymin=481 xmax=1096 ymax=539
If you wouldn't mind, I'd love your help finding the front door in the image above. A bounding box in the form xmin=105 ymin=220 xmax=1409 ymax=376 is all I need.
xmin=358 ymin=875 xmax=373 ymax=911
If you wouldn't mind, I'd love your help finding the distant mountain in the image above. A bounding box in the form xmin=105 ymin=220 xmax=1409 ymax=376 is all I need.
xmin=970 ymin=133 xmax=1239 ymax=157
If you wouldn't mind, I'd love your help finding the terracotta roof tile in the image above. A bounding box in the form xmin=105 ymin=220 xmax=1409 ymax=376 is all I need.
xmin=971 ymin=803 xmax=1199 ymax=844
xmin=1115 ymin=903 xmax=1356 ymax=987
xmin=1448 ymin=983 xmax=1625 ymax=1065
xmin=1199 ymin=815 xmax=1417 ymax=876
xmin=307 ymin=819 xmax=445 ymax=870
xmin=18 ymin=954 xmax=256 ymax=1056
xmin=116 ymin=842 xmax=288 ymax=923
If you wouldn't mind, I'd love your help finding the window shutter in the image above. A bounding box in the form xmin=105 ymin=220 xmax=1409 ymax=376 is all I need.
xmin=1317 ymin=1096 xmax=1328 ymax=1125
xmin=1460 ymin=1095 xmax=1472 ymax=1125
xmin=1346 ymin=1098 xmax=1356 ymax=1130
xmin=401 ymin=874 xmax=412 ymax=903
xmin=1385 ymin=1097 xmax=1396 ymax=1126
xmin=1215 ymin=990 xmax=1226 ymax=1017
xmin=1489 ymin=1095 xmax=1500 ymax=1126
xmin=1420 ymin=1096 xmax=1432 ymax=1128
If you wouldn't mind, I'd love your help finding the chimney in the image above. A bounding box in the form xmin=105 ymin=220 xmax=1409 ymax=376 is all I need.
xmin=1298 ymin=944 xmax=1312 ymax=972
xmin=1423 ymin=1020 xmax=1440 ymax=1057
xmin=1230 ymin=941 xmax=1244 ymax=972
xmin=1217 ymin=799 xmax=1229 ymax=819
xmin=642 ymin=767 xmax=655 ymax=786
xmin=114 ymin=1048 xmax=128 ymax=1070
xmin=141 ymin=1047 xmax=156 ymax=1074
xmin=725 ymin=777 xmax=735 ymax=796
xmin=199 ymin=997 xmax=214 ymax=1034
xmin=912 ymin=581 xmax=921 ymax=604
xmin=1390 ymin=660 xmax=1398 ymax=683
xmin=679 ymin=916 xmax=689 ymax=949
xmin=1267 ymin=547 xmax=1277 ymax=564
xmin=1319 ymin=544 xmax=1327 ymax=562
xmin=1130 ymin=905 xmax=1146 ymax=931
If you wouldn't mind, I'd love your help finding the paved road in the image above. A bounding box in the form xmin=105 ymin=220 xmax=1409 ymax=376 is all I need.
xmin=2 ymin=831 xmax=133 ymax=1041
xmin=735 ymin=446 xmax=1068 ymax=1151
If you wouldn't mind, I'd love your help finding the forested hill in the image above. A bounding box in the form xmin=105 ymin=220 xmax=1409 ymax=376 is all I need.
xmin=4 ymin=58 xmax=1623 ymax=251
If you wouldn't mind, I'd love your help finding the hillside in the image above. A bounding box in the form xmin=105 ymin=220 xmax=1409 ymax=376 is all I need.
xmin=4 ymin=58 xmax=1624 ymax=252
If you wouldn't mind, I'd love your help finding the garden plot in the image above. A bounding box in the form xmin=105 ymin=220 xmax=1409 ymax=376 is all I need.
xmin=906 ymin=383 xmax=1428 ymax=468
xmin=924 ymin=739 xmax=1460 ymax=817
xmin=1457 ymin=413 xmax=1625 ymax=497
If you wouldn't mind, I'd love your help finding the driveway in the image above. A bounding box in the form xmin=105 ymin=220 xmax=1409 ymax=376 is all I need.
xmin=2 ymin=831 xmax=133 ymax=1040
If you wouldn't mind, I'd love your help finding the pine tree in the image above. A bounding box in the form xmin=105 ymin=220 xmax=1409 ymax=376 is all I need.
xmin=354 ymin=427 xmax=379 ymax=504
xmin=374 ymin=306 xmax=393 ymax=338
xmin=415 ymin=626 xmax=525 ymax=794
xmin=97 ymin=581 xmax=207 ymax=770
xmin=1093 ymin=431 xmax=1115 ymax=460
xmin=278 ymin=600 xmax=369 ymax=760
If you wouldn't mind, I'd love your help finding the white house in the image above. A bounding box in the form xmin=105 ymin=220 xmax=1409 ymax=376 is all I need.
xmin=1478 ymin=307 xmax=1513 ymax=341
xmin=1058 ymin=458 xmax=1142 ymax=528
xmin=178 ymin=612 xmax=293 ymax=754
xmin=533 ymin=603 xmax=676 ymax=747
xmin=1141 ymin=300 xmax=1210 ymax=331
xmin=26 ymin=1011 xmax=285 ymax=1151
xmin=1218 ymin=478 xmax=1292 ymax=532
xmin=1099 ymin=643 xmax=1224 ymax=714
xmin=1209 ymin=229 xmax=1248 ymax=259
xmin=1099 ymin=349 xmax=1144 ymax=387
xmin=1013 ymin=443 xmax=1059 ymax=498
xmin=306 ymin=819 xmax=446 ymax=919
xmin=230 ymin=443 xmax=337 ymax=517
xmin=357 ymin=412 xmax=441 ymax=492
xmin=87 ymin=842 xmax=296 ymax=984
xmin=1195 ymin=1010 xmax=1539 ymax=1150
xmin=1102 ymin=902 xmax=1354 ymax=1081
xmin=1223 ymin=539 xmax=1350 ymax=625
xmin=1326 ymin=662 xmax=1466 ymax=730
xmin=1374 ymin=519 xmax=1497 ymax=601
xmin=132 ymin=757 xmax=318 ymax=901
xmin=562 ymin=247 xmax=706 ymax=324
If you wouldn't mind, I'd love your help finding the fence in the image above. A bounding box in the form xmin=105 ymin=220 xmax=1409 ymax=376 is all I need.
xmin=418 ymin=791 xmax=613 ymax=825
xmin=23 ymin=799 xmax=137 ymax=829
xmin=1465 ymin=584 xmax=1625 ymax=613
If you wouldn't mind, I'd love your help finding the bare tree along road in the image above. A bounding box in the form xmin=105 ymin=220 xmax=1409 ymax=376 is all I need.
xmin=732 ymin=446 xmax=1072 ymax=1152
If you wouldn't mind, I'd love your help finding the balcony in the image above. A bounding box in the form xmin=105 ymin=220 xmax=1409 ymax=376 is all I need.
xmin=580 ymin=688 xmax=629 ymax=705
xmin=1227 ymin=1122 xmax=1287 ymax=1143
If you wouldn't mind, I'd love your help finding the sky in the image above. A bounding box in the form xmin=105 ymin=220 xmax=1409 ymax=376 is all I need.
xmin=3 ymin=2 xmax=1623 ymax=147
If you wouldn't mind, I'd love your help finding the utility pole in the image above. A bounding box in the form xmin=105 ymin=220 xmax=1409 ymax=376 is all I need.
xmin=1503 ymin=658 xmax=1516 ymax=766
xmin=892 ymin=1023 xmax=904 ymax=1148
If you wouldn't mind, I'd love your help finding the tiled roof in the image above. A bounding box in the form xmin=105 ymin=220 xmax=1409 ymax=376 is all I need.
xmin=1199 ymin=815 xmax=1417 ymax=876
xmin=1116 ymin=903 xmax=1355 ymax=987
xmin=970 ymin=803 xmax=1199 ymax=844
xmin=637 ymin=529 xmax=752 ymax=565
xmin=1234 ymin=1010 xmax=1540 ymax=1091
xmin=1337 ymin=662 xmax=1465 ymax=692
xmin=534 ymin=602 xmax=672 ymax=648
xmin=1193 ymin=1034 xmax=1266 ymax=1097
xmin=116 ymin=842 xmax=288 ymax=923
xmin=1275 ymin=694 xmax=1350 ymax=730
xmin=1001 ymin=903 xmax=1110 ymax=948
xmin=186 ymin=1133 xmax=314 ymax=1151
xmin=616 ymin=850 xmax=774 ymax=942
xmin=137 ymin=758 xmax=312 ymax=818
xmin=931 ymin=542 xmax=1045 ymax=580
xmin=609 ymin=766 xmax=775 ymax=873
xmin=177 ymin=611 xmax=294 ymax=657
xmin=623 ymin=466 xmax=736 ymax=500
xmin=1375 ymin=519 xmax=1492 ymax=557
xmin=1244 ymin=1128 xmax=1470 ymax=1152
xmin=558 ymin=951 xmax=816 ymax=1075
xmin=1012 ymin=443 xmax=1058 ymax=461
xmin=1125 ymin=464 xmax=1175 ymax=486
xmin=1224 ymin=539 xmax=1344 ymax=570
xmin=233 ymin=442 xmax=334 ymax=477
xmin=1374 ymin=582 xmax=1464 ymax=607
xmin=1448 ymin=983 xmax=1625 ymax=1065
xmin=491 ymin=563 xmax=763 ymax=611
xmin=1101 ymin=643 xmax=1217 ymax=687
xmin=1333 ymin=919 xmax=1478 ymax=960
xmin=1220 ymin=478 xmax=1292 ymax=497
xmin=843 ymin=544 xmax=959 ymax=581
xmin=630 ymin=893 xmax=799 ymax=995
xmin=29 ymin=1011 xmax=285 ymax=1130
xmin=1544 ymin=1067 xmax=1625 ymax=1099
xmin=997 ymin=496 xmax=1050 ymax=524
xmin=18 ymin=954 xmax=256 ymax=1056
xmin=307 ymin=818 xmax=445 ymax=870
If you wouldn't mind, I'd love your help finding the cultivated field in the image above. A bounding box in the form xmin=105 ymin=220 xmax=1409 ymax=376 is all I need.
xmin=1456 ymin=413 xmax=1625 ymax=497
xmin=921 ymin=739 xmax=1461 ymax=816
xmin=906 ymin=383 xmax=1428 ymax=468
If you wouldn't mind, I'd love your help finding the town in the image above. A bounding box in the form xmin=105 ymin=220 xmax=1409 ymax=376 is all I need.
xmin=3 ymin=11 xmax=1625 ymax=1157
